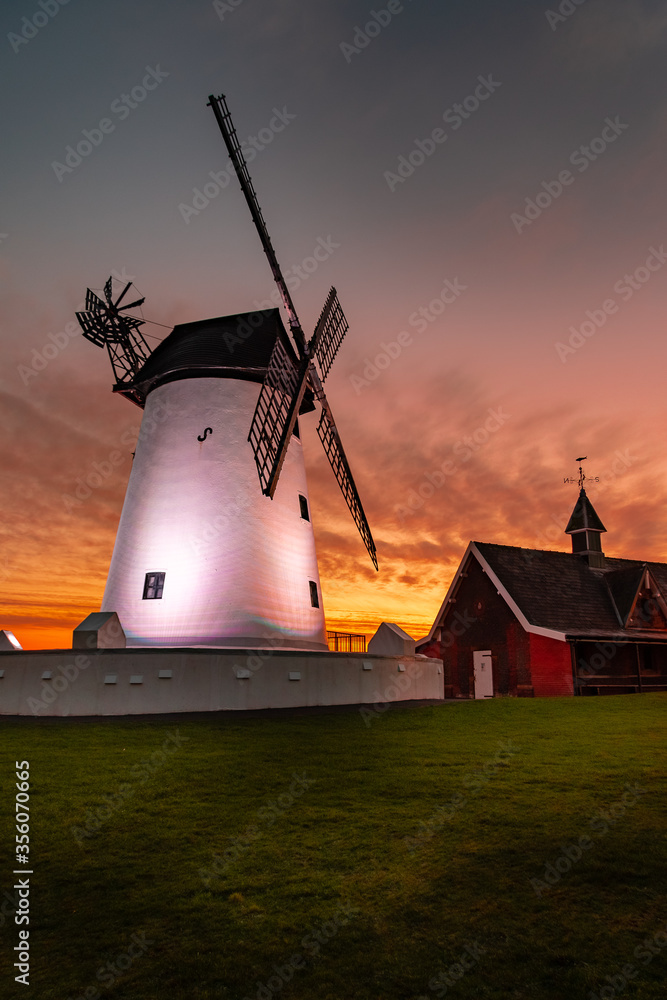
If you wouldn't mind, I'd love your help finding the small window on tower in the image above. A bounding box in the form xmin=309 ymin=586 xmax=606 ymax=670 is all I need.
xmin=293 ymin=419 xmax=300 ymax=440
xmin=143 ymin=572 xmax=165 ymax=600
xmin=299 ymin=494 xmax=310 ymax=521
xmin=309 ymin=581 xmax=319 ymax=608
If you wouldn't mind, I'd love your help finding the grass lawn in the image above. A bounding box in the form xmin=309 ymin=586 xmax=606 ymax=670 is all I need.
xmin=1 ymin=694 xmax=666 ymax=999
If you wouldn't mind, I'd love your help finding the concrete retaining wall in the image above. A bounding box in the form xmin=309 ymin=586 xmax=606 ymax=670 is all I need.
xmin=0 ymin=649 xmax=443 ymax=716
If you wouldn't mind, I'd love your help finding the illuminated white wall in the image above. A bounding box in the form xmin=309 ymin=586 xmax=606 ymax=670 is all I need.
xmin=102 ymin=378 xmax=327 ymax=649
xmin=0 ymin=651 xmax=445 ymax=716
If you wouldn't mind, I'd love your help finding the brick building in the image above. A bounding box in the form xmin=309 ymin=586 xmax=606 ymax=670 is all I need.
xmin=416 ymin=489 xmax=667 ymax=697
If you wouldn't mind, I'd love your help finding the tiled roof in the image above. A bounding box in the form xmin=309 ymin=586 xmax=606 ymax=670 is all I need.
xmin=474 ymin=542 xmax=667 ymax=639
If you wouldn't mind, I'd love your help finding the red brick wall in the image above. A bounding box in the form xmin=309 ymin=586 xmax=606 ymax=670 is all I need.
xmin=437 ymin=558 xmax=532 ymax=697
xmin=529 ymin=633 xmax=574 ymax=696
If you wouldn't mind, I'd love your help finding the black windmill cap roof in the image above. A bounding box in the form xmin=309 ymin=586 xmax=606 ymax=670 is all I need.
xmin=565 ymin=488 xmax=607 ymax=534
xmin=120 ymin=308 xmax=314 ymax=411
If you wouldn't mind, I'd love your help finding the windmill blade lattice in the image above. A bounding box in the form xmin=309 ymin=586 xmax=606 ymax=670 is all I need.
xmin=208 ymin=93 xmax=306 ymax=355
xmin=76 ymin=277 xmax=151 ymax=385
xmin=316 ymin=408 xmax=378 ymax=570
xmin=248 ymin=337 xmax=310 ymax=497
xmin=310 ymin=287 xmax=349 ymax=382
xmin=77 ymin=289 xmax=112 ymax=347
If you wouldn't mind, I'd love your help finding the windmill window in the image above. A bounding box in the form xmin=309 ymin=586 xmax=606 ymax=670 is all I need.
xmin=299 ymin=495 xmax=310 ymax=521
xmin=143 ymin=572 xmax=165 ymax=600
xmin=309 ymin=581 xmax=319 ymax=608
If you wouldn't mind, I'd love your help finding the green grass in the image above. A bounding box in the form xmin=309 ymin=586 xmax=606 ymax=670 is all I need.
xmin=1 ymin=695 xmax=666 ymax=999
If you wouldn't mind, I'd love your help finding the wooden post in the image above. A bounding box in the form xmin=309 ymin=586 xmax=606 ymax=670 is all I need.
xmin=570 ymin=641 xmax=579 ymax=695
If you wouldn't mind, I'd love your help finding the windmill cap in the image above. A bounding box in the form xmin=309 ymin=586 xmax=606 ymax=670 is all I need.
xmin=121 ymin=308 xmax=314 ymax=412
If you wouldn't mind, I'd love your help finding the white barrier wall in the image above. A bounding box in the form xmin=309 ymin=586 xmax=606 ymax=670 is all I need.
xmin=0 ymin=650 xmax=443 ymax=716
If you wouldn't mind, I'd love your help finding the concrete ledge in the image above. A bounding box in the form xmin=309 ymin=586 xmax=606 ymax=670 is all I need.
xmin=0 ymin=648 xmax=444 ymax=716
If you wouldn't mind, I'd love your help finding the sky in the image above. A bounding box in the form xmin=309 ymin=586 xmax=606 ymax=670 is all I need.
xmin=1 ymin=0 xmax=667 ymax=649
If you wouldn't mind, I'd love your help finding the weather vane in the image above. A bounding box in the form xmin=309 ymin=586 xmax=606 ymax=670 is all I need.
xmin=564 ymin=456 xmax=599 ymax=490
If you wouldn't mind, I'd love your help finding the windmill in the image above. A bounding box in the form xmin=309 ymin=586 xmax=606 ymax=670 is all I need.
xmin=75 ymin=92 xmax=377 ymax=650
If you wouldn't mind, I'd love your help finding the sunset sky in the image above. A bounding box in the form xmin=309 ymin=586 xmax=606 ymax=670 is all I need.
xmin=2 ymin=0 xmax=667 ymax=649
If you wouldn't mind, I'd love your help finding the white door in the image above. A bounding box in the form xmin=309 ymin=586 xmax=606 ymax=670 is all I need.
xmin=473 ymin=650 xmax=494 ymax=699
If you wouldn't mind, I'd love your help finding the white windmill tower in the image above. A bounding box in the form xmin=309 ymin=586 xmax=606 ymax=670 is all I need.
xmin=75 ymin=92 xmax=378 ymax=650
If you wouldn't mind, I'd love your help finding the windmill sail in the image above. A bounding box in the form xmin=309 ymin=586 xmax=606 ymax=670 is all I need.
xmin=76 ymin=277 xmax=151 ymax=390
xmin=208 ymin=91 xmax=378 ymax=569
xmin=248 ymin=339 xmax=310 ymax=497
xmin=207 ymin=93 xmax=306 ymax=354
xmin=311 ymin=287 xmax=349 ymax=382
xmin=317 ymin=408 xmax=378 ymax=570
